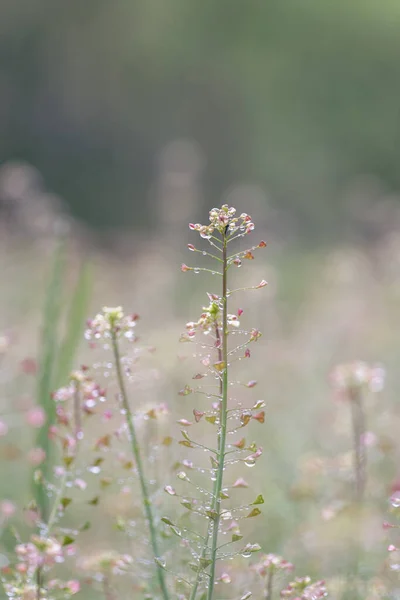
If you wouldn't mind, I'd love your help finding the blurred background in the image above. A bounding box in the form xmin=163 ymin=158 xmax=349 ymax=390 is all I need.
xmin=1 ymin=1 xmax=400 ymax=598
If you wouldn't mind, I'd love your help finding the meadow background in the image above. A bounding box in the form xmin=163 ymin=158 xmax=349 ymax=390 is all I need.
xmin=1 ymin=2 xmax=400 ymax=598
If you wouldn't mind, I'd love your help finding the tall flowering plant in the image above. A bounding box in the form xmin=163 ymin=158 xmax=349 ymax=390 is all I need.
xmin=162 ymin=205 xmax=268 ymax=599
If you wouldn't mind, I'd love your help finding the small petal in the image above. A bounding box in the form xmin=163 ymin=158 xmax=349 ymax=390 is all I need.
xmin=233 ymin=478 xmax=249 ymax=488
xmin=246 ymin=380 xmax=257 ymax=388
xmin=256 ymin=280 xmax=268 ymax=288
xmin=252 ymin=411 xmax=265 ymax=423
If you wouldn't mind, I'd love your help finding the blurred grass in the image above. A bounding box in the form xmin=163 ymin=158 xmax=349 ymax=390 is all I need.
xmin=34 ymin=240 xmax=66 ymax=519
xmin=1 ymin=223 xmax=399 ymax=599
xmin=34 ymin=244 xmax=92 ymax=520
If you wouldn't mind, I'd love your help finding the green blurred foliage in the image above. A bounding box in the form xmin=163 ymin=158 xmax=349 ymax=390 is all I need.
xmin=1 ymin=0 xmax=400 ymax=237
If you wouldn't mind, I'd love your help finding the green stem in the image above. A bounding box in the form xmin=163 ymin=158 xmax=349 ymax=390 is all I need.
xmin=36 ymin=468 xmax=68 ymax=598
xmin=206 ymin=234 xmax=229 ymax=600
xmin=350 ymin=389 xmax=366 ymax=503
xmin=45 ymin=470 xmax=68 ymax=536
xmin=265 ymin=568 xmax=274 ymax=599
xmin=189 ymin=322 xmax=224 ymax=600
xmin=111 ymin=331 xmax=170 ymax=600
xmin=103 ymin=575 xmax=115 ymax=600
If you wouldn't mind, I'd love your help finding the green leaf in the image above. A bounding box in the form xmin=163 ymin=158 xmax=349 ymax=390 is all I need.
xmin=170 ymin=526 xmax=182 ymax=537
xmin=62 ymin=535 xmax=75 ymax=546
xmin=88 ymin=496 xmax=99 ymax=506
xmin=199 ymin=558 xmax=212 ymax=569
xmin=253 ymin=400 xmax=265 ymax=409
xmin=232 ymin=533 xmax=243 ymax=542
xmin=61 ymin=497 xmax=72 ymax=509
xmin=79 ymin=521 xmax=91 ymax=532
xmin=206 ymin=510 xmax=218 ymax=520
xmin=115 ymin=517 xmax=126 ymax=531
xmin=246 ymin=507 xmax=262 ymax=518
xmin=154 ymin=557 xmax=166 ymax=569
xmin=210 ymin=456 xmax=219 ymax=469
xmin=161 ymin=517 xmax=175 ymax=526
xmin=179 ymin=440 xmax=193 ymax=448
xmin=251 ymin=494 xmax=264 ymax=505
xmin=243 ymin=543 xmax=261 ymax=553
xmin=100 ymin=477 xmax=113 ymax=488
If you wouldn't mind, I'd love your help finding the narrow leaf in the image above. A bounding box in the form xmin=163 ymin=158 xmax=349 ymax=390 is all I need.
xmin=34 ymin=240 xmax=66 ymax=519
xmin=54 ymin=261 xmax=92 ymax=386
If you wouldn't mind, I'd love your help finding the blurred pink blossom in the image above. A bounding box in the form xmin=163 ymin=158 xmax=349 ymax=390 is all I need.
xmin=26 ymin=406 xmax=46 ymax=428
xmin=27 ymin=447 xmax=46 ymax=466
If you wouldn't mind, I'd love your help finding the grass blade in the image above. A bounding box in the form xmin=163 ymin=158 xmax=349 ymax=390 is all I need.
xmin=55 ymin=260 xmax=92 ymax=386
xmin=34 ymin=240 xmax=66 ymax=519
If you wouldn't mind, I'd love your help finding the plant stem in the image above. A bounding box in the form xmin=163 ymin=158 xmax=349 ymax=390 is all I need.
xmin=189 ymin=323 xmax=223 ymax=600
xmin=45 ymin=470 xmax=68 ymax=536
xmin=350 ymin=389 xmax=366 ymax=503
xmin=103 ymin=575 xmax=115 ymax=600
xmin=36 ymin=567 xmax=42 ymax=600
xmin=111 ymin=331 xmax=170 ymax=600
xmin=206 ymin=233 xmax=229 ymax=600
xmin=36 ymin=468 xmax=68 ymax=598
xmin=265 ymin=569 xmax=274 ymax=599
xmin=73 ymin=381 xmax=82 ymax=442
xmin=345 ymin=388 xmax=366 ymax=598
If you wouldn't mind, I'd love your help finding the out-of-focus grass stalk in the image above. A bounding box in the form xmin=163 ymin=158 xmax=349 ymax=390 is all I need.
xmin=344 ymin=387 xmax=367 ymax=600
xmin=265 ymin=569 xmax=274 ymax=599
xmin=34 ymin=246 xmax=91 ymax=520
xmin=110 ymin=330 xmax=170 ymax=600
xmin=34 ymin=241 xmax=66 ymax=520
xmin=55 ymin=261 xmax=92 ymax=386
xmin=350 ymin=388 xmax=367 ymax=504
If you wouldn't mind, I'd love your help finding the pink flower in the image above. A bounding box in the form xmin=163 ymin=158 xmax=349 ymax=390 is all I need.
xmin=0 ymin=500 xmax=16 ymax=519
xmin=249 ymin=329 xmax=262 ymax=342
xmin=233 ymin=478 xmax=249 ymax=488
xmin=74 ymin=478 xmax=87 ymax=490
xmin=20 ymin=358 xmax=37 ymax=375
xmin=360 ymin=431 xmax=377 ymax=447
xmin=0 ymin=420 xmax=8 ymax=437
xmin=67 ymin=580 xmax=80 ymax=594
xmin=181 ymin=263 xmax=191 ymax=272
xmin=246 ymin=380 xmax=257 ymax=388
xmin=27 ymin=447 xmax=46 ymax=466
xmin=256 ymin=280 xmax=268 ymax=289
xmin=26 ymin=406 xmax=46 ymax=428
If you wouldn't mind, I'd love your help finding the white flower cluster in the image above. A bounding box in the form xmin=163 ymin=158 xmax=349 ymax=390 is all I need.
xmin=330 ymin=361 xmax=385 ymax=394
xmin=85 ymin=306 xmax=138 ymax=341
